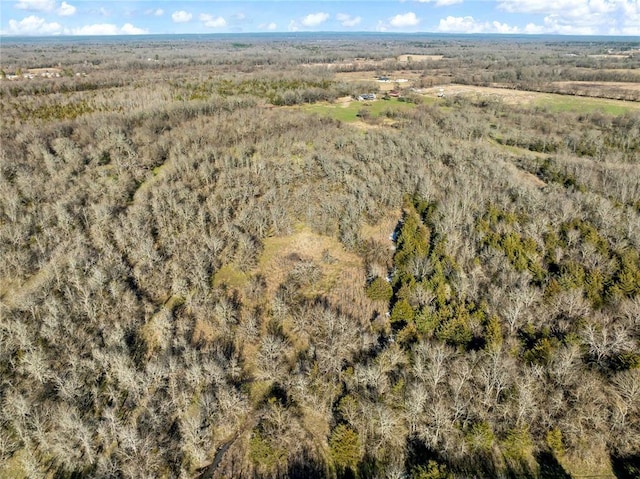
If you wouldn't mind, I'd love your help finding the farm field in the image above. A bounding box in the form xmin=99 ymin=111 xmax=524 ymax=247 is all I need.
xmin=304 ymin=82 xmax=640 ymax=125
xmin=421 ymin=84 xmax=640 ymax=113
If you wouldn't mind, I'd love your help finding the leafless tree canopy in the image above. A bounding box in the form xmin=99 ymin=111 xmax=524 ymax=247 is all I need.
xmin=1 ymin=34 xmax=639 ymax=478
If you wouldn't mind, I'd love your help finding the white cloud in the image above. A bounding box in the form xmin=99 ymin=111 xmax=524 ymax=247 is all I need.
xmin=14 ymin=0 xmax=55 ymax=12
xmin=301 ymin=12 xmax=330 ymax=27
xmin=68 ymin=22 xmax=147 ymax=35
xmin=288 ymin=20 xmax=299 ymax=31
xmin=120 ymin=23 xmax=148 ymax=35
xmin=437 ymin=15 xmax=520 ymax=33
xmin=436 ymin=15 xmax=477 ymax=32
xmin=418 ymin=0 xmax=464 ymax=6
xmin=491 ymin=20 xmax=520 ymax=33
xmin=543 ymin=14 xmax=602 ymax=34
xmin=71 ymin=23 xmax=117 ymax=35
xmin=337 ymin=13 xmax=361 ymax=27
xmin=57 ymin=1 xmax=75 ymax=16
xmin=260 ymin=22 xmax=277 ymax=30
xmin=523 ymin=22 xmax=545 ymax=33
xmin=588 ymin=0 xmax=618 ymax=14
xmin=199 ymin=14 xmax=226 ymax=28
xmin=498 ymin=0 xmax=639 ymax=35
xmin=6 ymin=15 xmax=62 ymax=35
xmin=15 ymin=0 xmax=76 ymax=16
xmin=171 ymin=10 xmax=192 ymax=23
xmin=390 ymin=12 xmax=420 ymax=27
xmin=621 ymin=24 xmax=640 ymax=34
xmin=146 ymin=8 xmax=164 ymax=16
xmin=499 ymin=0 xmax=581 ymax=14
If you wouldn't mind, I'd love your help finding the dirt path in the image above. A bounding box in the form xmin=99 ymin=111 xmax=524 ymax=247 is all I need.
xmin=197 ymin=412 xmax=261 ymax=479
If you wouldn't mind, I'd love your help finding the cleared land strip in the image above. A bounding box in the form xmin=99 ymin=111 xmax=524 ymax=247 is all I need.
xmin=421 ymin=84 xmax=640 ymax=114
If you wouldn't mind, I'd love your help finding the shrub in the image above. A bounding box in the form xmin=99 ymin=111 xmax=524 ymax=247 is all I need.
xmin=546 ymin=428 xmax=565 ymax=456
xmin=467 ymin=422 xmax=496 ymax=453
xmin=412 ymin=461 xmax=452 ymax=479
xmin=249 ymin=431 xmax=288 ymax=474
xmin=390 ymin=299 xmax=415 ymax=325
xmin=330 ymin=425 xmax=362 ymax=473
xmin=366 ymin=277 xmax=393 ymax=302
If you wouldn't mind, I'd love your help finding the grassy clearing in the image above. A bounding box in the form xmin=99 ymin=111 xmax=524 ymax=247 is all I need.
xmin=212 ymin=264 xmax=249 ymax=289
xmin=559 ymin=450 xmax=615 ymax=479
xmin=209 ymin=224 xmax=377 ymax=322
xmin=534 ymin=94 xmax=640 ymax=115
xmin=0 ymin=450 xmax=29 ymax=479
xmin=257 ymin=225 xmax=362 ymax=299
xmin=489 ymin=136 xmax=550 ymax=159
xmin=398 ymin=54 xmax=444 ymax=62
xmin=360 ymin=212 xmax=401 ymax=247
xmin=254 ymin=222 xmax=394 ymax=324
xmin=422 ymin=84 xmax=640 ymax=115
xmin=304 ymin=97 xmax=420 ymax=123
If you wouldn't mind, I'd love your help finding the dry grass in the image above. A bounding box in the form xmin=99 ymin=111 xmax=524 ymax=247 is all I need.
xmin=210 ymin=223 xmax=387 ymax=322
xmin=361 ymin=212 xmax=400 ymax=247
xmin=0 ymin=250 xmax=64 ymax=309
xmin=397 ymin=54 xmax=444 ymax=62
xmin=192 ymin=318 xmax=218 ymax=345
xmin=421 ymin=83 xmax=640 ymax=114
xmin=588 ymin=54 xmax=630 ymax=59
xmin=547 ymin=81 xmax=640 ymax=101
xmin=493 ymin=151 xmax=548 ymax=188
xmin=256 ymin=226 xmax=380 ymax=321
xmin=551 ymin=81 xmax=640 ymax=93
xmin=27 ymin=67 xmax=62 ymax=74
xmin=0 ymin=450 xmax=30 ymax=479
xmin=257 ymin=226 xmax=360 ymax=298
xmin=212 ymin=264 xmax=249 ymax=289
xmin=422 ymin=84 xmax=541 ymax=105
xmin=559 ymin=449 xmax=615 ymax=478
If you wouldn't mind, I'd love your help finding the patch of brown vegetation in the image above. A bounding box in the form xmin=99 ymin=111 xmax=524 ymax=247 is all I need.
xmin=350 ymin=120 xmax=388 ymax=131
xmin=361 ymin=212 xmax=401 ymax=247
xmin=192 ymin=318 xmax=217 ymax=345
xmin=548 ymin=81 xmax=640 ymax=101
xmin=588 ymin=54 xmax=630 ymax=59
xmin=27 ymin=67 xmax=62 ymax=74
xmin=397 ymin=54 xmax=444 ymax=62
xmin=422 ymin=84 xmax=541 ymax=105
xmin=252 ymin=226 xmax=386 ymax=322
xmin=335 ymin=96 xmax=353 ymax=107
xmin=516 ymin=169 xmax=547 ymax=188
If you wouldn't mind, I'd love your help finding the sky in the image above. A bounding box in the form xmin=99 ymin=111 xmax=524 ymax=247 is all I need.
xmin=1 ymin=0 xmax=639 ymax=37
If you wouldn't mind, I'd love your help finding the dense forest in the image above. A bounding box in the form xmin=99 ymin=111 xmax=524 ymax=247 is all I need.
xmin=1 ymin=34 xmax=639 ymax=478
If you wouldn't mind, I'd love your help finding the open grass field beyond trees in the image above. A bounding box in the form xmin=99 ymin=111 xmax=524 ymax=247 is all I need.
xmin=1 ymin=33 xmax=639 ymax=479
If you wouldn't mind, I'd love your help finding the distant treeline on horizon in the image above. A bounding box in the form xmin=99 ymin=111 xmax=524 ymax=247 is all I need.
xmin=2 ymin=31 xmax=639 ymax=45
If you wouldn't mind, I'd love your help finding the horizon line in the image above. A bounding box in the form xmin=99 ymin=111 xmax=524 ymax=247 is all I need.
xmin=2 ymin=31 xmax=640 ymax=39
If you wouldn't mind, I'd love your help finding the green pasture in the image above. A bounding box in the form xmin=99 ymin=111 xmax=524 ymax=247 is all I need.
xmin=302 ymin=90 xmax=639 ymax=125
xmin=304 ymin=97 xmax=422 ymax=122
xmin=534 ymin=94 xmax=640 ymax=115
